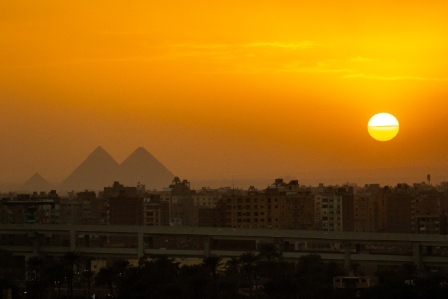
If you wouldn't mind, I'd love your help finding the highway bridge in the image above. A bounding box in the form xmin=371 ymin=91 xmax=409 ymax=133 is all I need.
xmin=1 ymin=224 xmax=448 ymax=269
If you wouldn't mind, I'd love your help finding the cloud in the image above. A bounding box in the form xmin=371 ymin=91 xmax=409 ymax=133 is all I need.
xmin=243 ymin=41 xmax=316 ymax=49
xmin=171 ymin=43 xmax=230 ymax=49
xmin=349 ymin=56 xmax=375 ymax=62
xmin=343 ymin=73 xmax=448 ymax=81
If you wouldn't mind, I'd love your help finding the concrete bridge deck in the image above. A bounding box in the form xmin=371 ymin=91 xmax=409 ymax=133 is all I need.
xmin=1 ymin=224 xmax=448 ymax=268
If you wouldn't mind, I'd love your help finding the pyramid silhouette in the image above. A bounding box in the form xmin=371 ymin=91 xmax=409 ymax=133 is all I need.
xmin=60 ymin=146 xmax=119 ymax=191
xmin=115 ymin=147 xmax=174 ymax=190
xmin=22 ymin=173 xmax=52 ymax=192
xmin=60 ymin=146 xmax=174 ymax=191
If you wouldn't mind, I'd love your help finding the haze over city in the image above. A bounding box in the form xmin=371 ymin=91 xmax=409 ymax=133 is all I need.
xmin=1 ymin=1 xmax=447 ymax=189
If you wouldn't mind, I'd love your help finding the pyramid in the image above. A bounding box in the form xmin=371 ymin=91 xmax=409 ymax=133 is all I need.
xmin=22 ymin=173 xmax=52 ymax=192
xmin=60 ymin=146 xmax=119 ymax=191
xmin=116 ymin=147 xmax=174 ymax=190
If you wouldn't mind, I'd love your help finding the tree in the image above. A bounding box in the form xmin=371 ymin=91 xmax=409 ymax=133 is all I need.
xmin=0 ymin=250 xmax=19 ymax=299
xmin=224 ymin=257 xmax=240 ymax=277
xmin=178 ymin=264 xmax=209 ymax=299
xmin=113 ymin=259 xmax=130 ymax=277
xmin=202 ymin=255 xmax=223 ymax=282
xmin=148 ymin=256 xmax=180 ymax=298
xmin=0 ymin=249 xmax=13 ymax=275
xmin=27 ymin=255 xmax=43 ymax=281
xmin=222 ymin=257 xmax=241 ymax=298
xmin=63 ymin=251 xmax=81 ymax=299
xmin=295 ymin=254 xmax=333 ymax=299
xmin=26 ymin=256 xmax=45 ymax=299
xmin=42 ymin=257 xmax=67 ymax=299
xmin=239 ymin=252 xmax=259 ymax=298
xmin=202 ymin=255 xmax=223 ymax=298
xmin=95 ymin=267 xmax=115 ymax=297
xmin=80 ymin=270 xmax=95 ymax=299
xmin=258 ymin=242 xmax=280 ymax=262
xmin=111 ymin=259 xmax=130 ymax=289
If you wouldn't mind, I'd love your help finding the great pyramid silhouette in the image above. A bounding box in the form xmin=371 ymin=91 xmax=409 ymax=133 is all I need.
xmin=60 ymin=146 xmax=119 ymax=191
xmin=60 ymin=146 xmax=174 ymax=191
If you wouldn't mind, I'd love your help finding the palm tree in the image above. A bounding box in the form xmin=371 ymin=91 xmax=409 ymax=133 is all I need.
xmin=202 ymin=255 xmax=223 ymax=297
xmin=145 ymin=256 xmax=180 ymax=298
xmin=113 ymin=259 xmax=130 ymax=279
xmin=225 ymin=257 xmax=240 ymax=277
xmin=26 ymin=256 xmax=45 ymax=299
xmin=258 ymin=242 xmax=280 ymax=262
xmin=202 ymin=255 xmax=223 ymax=281
xmin=239 ymin=252 xmax=259 ymax=298
xmin=95 ymin=267 xmax=115 ymax=297
xmin=27 ymin=255 xmax=43 ymax=281
xmin=0 ymin=249 xmax=13 ymax=274
xmin=43 ymin=257 xmax=67 ymax=299
xmin=80 ymin=270 xmax=95 ymax=299
xmin=0 ymin=250 xmax=17 ymax=299
xmin=63 ymin=251 xmax=81 ymax=299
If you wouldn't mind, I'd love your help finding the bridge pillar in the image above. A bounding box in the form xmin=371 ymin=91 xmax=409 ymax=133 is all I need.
xmin=204 ymin=237 xmax=211 ymax=258
xmin=28 ymin=231 xmax=39 ymax=255
xmin=343 ymin=242 xmax=351 ymax=269
xmin=413 ymin=243 xmax=422 ymax=270
xmin=70 ymin=229 xmax=76 ymax=251
xmin=138 ymin=231 xmax=144 ymax=259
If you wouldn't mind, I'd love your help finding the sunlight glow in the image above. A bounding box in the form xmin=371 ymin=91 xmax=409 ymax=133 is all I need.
xmin=368 ymin=113 xmax=399 ymax=142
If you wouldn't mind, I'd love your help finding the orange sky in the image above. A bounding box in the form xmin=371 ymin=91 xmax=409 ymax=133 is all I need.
xmin=1 ymin=0 xmax=448 ymax=187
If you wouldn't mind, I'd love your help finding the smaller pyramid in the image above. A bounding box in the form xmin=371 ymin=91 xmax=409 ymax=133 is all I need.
xmin=23 ymin=173 xmax=52 ymax=192
xmin=60 ymin=146 xmax=119 ymax=191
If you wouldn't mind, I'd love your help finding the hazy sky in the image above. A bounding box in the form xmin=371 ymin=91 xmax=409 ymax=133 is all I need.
xmin=1 ymin=0 xmax=448 ymax=186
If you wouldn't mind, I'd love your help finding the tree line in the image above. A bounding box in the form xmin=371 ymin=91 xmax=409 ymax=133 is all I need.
xmin=1 ymin=244 xmax=448 ymax=299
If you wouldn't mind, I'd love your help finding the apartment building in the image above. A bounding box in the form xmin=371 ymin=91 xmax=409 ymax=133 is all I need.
xmin=314 ymin=185 xmax=354 ymax=232
xmin=142 ymin=196 xmax=169 ymax=226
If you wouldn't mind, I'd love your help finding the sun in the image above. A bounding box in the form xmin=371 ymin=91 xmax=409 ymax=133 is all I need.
xmin=368 ymin=113 xmax=399 ymax=141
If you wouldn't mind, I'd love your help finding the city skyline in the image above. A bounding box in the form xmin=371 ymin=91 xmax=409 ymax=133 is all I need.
xmin=1 ymin=1 xmax=447 ymax=187
xmin=1 ymin=145 xmax=447 ymax=191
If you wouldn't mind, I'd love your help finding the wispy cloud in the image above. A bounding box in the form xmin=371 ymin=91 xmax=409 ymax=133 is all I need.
xmin=243 ymin=41 xmax=316 ymax=49
xmin=349 ymin=56 xmax=375 ymax=62
xmin=343 ymin=73 xmax=448 ymax=81
xmin=171 ymin=43 xmax=230 ymax=49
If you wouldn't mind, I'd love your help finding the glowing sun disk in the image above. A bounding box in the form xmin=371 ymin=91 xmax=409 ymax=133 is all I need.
xmin=368 ymin=113 xmax=399 ymax=142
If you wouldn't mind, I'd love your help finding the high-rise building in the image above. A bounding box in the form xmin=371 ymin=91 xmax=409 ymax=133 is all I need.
xmin=142 ymin=196 xmax=169 ymax=226
xmin=314 ymin=185 xmax=354 ymax=232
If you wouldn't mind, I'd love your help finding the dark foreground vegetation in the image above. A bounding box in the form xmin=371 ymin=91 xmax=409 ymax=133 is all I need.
xmin=1 ymin=246 xmax=448 ymax=299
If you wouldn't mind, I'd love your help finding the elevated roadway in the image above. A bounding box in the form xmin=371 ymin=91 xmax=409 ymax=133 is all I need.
xmin=1 ymin=224 xmax=448 ymax=268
